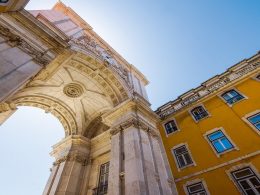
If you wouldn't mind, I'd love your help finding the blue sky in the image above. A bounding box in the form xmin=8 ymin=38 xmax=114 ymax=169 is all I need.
xmin=0 ymin=0 xmax=259 ymax=194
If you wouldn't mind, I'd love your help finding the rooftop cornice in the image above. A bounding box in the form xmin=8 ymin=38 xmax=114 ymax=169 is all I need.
xmin=52 ymin=1 xmax=149 ymax=85
xmin=16 ymin=10 xmax=70 ymax=49
xmin=156 ymin=51 xmax=260 ymax=119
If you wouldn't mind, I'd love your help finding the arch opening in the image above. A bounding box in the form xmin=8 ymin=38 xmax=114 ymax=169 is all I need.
xmin=0 ymin=106 xmax=64 ymax=195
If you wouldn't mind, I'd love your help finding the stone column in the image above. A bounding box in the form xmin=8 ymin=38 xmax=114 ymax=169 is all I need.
xmin=103 ymin=99 xmax=176 ymax=195
xmin=107 ymin=132 xmax=122 ymax=195
xmin=43 ymin=135 xmax=90 ymax=195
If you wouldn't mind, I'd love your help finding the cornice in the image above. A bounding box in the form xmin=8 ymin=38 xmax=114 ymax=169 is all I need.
xmin=110 ymin=117 xmax=160 ymax=138
xmin=156 ymin=52 xmax=260 ymax=119
xmin=0 ymin=23 xmax=51 ymax=66
xmin=8 ymin=10 xmax=69 ymax=50
xmin=102 ymin=98 xmax=159 ymax=128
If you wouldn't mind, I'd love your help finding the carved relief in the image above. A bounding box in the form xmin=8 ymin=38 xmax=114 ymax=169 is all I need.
xmin=53 ymin=153 xmax=88 ymax=166
xmin=111 ymin=117 xmax=159 ymax=138
xmin=0 ymin=102 xmax=16 ymax=113
xmin=0 ymin=24 xmax=51 ymax=66
xmin=70 ymin=35 xmax=132 ymax=90
xmin=63 ymin=83 xmax=84 ymax=98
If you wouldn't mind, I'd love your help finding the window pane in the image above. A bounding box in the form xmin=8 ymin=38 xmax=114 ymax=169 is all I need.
xmin=245 ymin=189 xmax=257 ymax=195
xmin=175 ymin=146 xmax=187 ymax=154
xmin=229 ymin=90 xmax=238 ymax=97
xmin=221 ymin=137 xmax=233 ymax=150
xmin=248 ymin=114 xmax=260 ymax=124
xmin=184 ymin=153 xmax=193 ymax=164
xmin=208 ymin=131 xmax=223 ymax=141
xmin=165 ymin=120 xmax=178 ymax=134
xmin=256 ymin=123 xmax=260 ymax=130
xmin=213 ymin=140 xmax=225 ymax=153
xmin=188 ymin=183 xmax=203 ymax=192
xmin=240 ymin=181 xmax=251 ymax=190
xmin=191 ymin=106 xmax=208 ymax=121
xmin=249 ymin=177 xmax=260 ymax=191
xmin=177 ymin=155 xmax=186 ymax=167
xmin=222 ymin=93 xmax=231 ymax=101
xmin=234 ymin=169 xmax=253 ymax=178
xmin=222 ymin=90 xmax=244 ymax=104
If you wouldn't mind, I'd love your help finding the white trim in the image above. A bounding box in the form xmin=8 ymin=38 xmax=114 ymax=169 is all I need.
xmin=218 ymin=87 xmax=248 ymax=107
xmin=252 ymin=73 xmax=260 ymax=81
xmin=203 ymin=127 xmax=239 ymax=158
xmin=226 ymin=163 xmax=260 ymax=195
xmin=175 ymin=150 xmax=260 ymax=182
xmin=171 ymin=143 xmax=196 ymax=172
xmin=163 ymin=117 xmax=180 ymax=136
xmin=183 ymin=178 xmax=211 ymax=195
xmin=188 ymin=104 xmax=211 ymax=123
xmin=242 ymin=110 xmax=260 ymax=136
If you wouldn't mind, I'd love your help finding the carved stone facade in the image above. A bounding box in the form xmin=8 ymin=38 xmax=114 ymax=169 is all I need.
xmin=0 ymin=1 xmax=176 ymax=195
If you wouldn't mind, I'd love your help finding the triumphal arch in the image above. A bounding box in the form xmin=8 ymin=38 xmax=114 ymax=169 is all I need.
xmin=0 ymin=1 xmax=177 ymax=194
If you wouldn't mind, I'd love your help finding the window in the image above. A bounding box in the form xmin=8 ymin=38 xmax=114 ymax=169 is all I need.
xmin=186 ymin=182 xmax=208 ymax=195
xmin=231 ymin=167 xmax=260 ymax=195
xmin=96 ymin=162 xmax=110 ymax=195
xmin=207 ymin=130 xmax=234 ymax=154
xmin=221 ymin=89 xmax=244 ymax=105
xmin=164 ymin=120 xmax=178 ymax=134
xmin=248 ymin=113 xmax=260 ymax=131
xmin=173 ymin=145 xmax=193 ymax=168
xmin=191 ymin=106 xmax=209 ymax=121
xmin=256 ymin=74 xmax=260 ymax=80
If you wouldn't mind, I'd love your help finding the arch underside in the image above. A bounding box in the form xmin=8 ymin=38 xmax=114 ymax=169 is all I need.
xmin=8 ymin=51 xmax=132 ymax=138
xmin=13 ymin=95 xmax=77 ymax=136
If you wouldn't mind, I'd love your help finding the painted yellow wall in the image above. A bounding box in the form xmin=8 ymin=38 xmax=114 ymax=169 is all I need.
xmin=158 ymin=75 xmax=260 ymax=194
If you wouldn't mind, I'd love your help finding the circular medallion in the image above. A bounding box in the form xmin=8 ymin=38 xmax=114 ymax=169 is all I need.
xmin=63 ymin=83 xmax=83 ymax=98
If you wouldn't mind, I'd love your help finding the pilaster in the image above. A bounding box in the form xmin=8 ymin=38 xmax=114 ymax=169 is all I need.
xmin=43 ymin=135 xmax=90 ymax=195
xmin=103 ymin=99 xmax=176 ymax=195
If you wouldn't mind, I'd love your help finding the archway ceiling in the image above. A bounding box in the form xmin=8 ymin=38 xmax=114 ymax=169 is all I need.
xmin=9 ymin=52 xmax=131 ymax=136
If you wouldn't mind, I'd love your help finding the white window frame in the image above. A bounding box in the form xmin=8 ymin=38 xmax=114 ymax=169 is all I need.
xmin=96 ymin=161 xmax=110 ymax=195
xmin=218 ymin=87 xmax=247 ymax=107
xmin=171 ymin=143 xmax=196 ymax=171
xmin=183 ymin=178 xmax=211 ymax=195
xmin=189 ymin=104 xmax=210 ymax=123
xmin=163 ymin=118 xmax=180 ymax=136
xmin=242 ymin=110 xmax=260 ymax=136
xmin=226 ymin=163 xmax=260 ymax=195
xmin=203 ymin=127 xmax=239 ymax=157
xmin=253 ymin=73 xmax=260 ymax=81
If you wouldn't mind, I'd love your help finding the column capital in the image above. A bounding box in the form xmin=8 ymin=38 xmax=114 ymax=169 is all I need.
xmin=51 ymin=135 xmax=90 ymax=166
xmin=110 ymin=116 xmax=160 ymax=138
xmin=103 ymin=99 xmax=160 ymax=138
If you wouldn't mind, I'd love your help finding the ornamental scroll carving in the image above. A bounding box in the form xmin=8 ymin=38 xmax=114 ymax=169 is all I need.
xmin=0 ymin=25 xmax=51 ymax=66
xmin=53 ymin=153 xmax=89 ymax=166
xmin=70 ymin=35 xmax=132 ymax=89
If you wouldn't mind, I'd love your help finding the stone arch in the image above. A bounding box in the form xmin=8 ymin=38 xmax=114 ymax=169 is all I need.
xmin=11 ymin=95 xmax=78 ymax=136
xmin=65 ymin=52 xmax=132 ymax=106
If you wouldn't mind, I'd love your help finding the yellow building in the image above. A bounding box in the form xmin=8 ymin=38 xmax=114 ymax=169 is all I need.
xmin=156 ymin=52 xmax=260 ymax=195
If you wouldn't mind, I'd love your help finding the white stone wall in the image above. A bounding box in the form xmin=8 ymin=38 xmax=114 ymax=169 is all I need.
xmin=0 ymin=40 xmax=42 ymax=101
